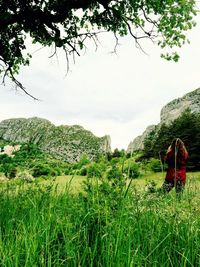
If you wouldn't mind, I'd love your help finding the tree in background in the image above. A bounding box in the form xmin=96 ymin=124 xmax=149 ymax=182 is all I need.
xmin=0 ymin=0 xmax=197 ymax=97
xmin=112 ymin=148 xmax=126 ymax=158
xmin=143 ymin=109 xmax=200 ymax=170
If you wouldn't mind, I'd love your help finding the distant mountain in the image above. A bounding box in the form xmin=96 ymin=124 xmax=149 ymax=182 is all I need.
xmin=160 ymin=88 xmax=200 ymax=124
xmin=127 ymin=87 xmax=200 ymax=153
xmin=0 ymin=117 xmax=111 ymax=163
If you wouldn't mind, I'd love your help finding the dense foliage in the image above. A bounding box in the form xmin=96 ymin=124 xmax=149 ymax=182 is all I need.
xmin=0 ymin=138 xmax=145 ymax=180
xmin=143 ymin=110 xmax=200 ymax=170
xmin=0 ymin=0 xmax=197 ymax=95
xmin=0 ymin=141 xmax=69 ymax=178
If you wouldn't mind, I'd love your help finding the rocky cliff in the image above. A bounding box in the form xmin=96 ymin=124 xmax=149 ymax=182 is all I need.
xmin=0 ymin=117 xmax=111 ymax=162
xmin=160 ymin=88 xmax=200 ymax=124
xmin=127 ymin=87 xmax=200 ymax=152
xmin=127 ymin=125 xmax=156 ymax=153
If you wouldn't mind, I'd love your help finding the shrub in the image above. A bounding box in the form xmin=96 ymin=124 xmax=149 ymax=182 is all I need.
xmin=147 ymin=158 xmax=163 ymax=172
xmin=80 ymin=166 xmax=87 ymax=176
xmin=124 ymin=161 xmax=140 ymax=178
xmin=64 ymin=167 xmax=70 ymax=175
xmin=87 ymin=163 xmax=102 ymax=178
xmin=77 ymin=155 xmax=90 ymax=168
xmin=52 ymin=167 xmax=62 ymax=176
xmin=106 ymin=166 xmax=123 ymax=180
xmin=32 ymin=164 xmax=54 ymax=177
xmin=71 ymin=155 xmax=90 ymax=171
xmin=17 ymin=171 xmax=34 ymax=182
xmin=0 ymin=154 xmax=13 ymax=164
xmin=110 ymin=158 xmax=121 ymax=166
xmin=8 ymin=167 xmax=17 ymax=179
xmin=0 ymin=163 xmax=17 ymax=179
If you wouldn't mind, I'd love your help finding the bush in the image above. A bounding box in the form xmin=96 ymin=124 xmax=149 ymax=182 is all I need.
xmin=17 ymin=171 xmax=34 ymax=182
xmin=0 ymin=154 xmax=13 ymax=164
xmin=110 ymin=158 xmax=121 ymax=166
xmin=8 ymin=167 xmax=17 ymax=179
xmin=147 ymin=158 xmax=163 ymax=172
xmin=52 ymin=167 xmax=62 ymax=176
xmin=124 ymin=161 xmax=140 ymax=178
xmin=0 ymin=163 xmax=17 ymax=179
xmin=87 ymin=163 xmax=102 ymax=178
xmin=32 ymin=163 xmax=54 ymax=177
xmin=64 ymin=167 xmax=70 ymax=175
xmin=77 ymin=155 xmax=90 ymax=169
xmin=80 ymin=166 xmax=87 ymax=176
xmin=71 ymin=155 xmax=90 ymax=171
xmin=106 ymin=167 xmax=123 ymax=180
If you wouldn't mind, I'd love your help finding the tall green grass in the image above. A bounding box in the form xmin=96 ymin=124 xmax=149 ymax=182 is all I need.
xmin=1 ymin=177 xmax=200 ymax=266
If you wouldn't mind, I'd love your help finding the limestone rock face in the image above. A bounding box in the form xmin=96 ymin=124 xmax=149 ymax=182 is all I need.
xmin=0 ymin=117 xmax=111 ymax=162
xmin=127 ymin=125 xmax=156 ymax=153
xmin=160 ymin=88 xmax=200 ymax=124
xmin=127 ymin=88 xmax=200 ymax=152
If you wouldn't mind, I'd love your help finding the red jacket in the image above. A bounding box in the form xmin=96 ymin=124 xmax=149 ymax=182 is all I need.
xmin=165 ymin=150 xmax=188 ymax=183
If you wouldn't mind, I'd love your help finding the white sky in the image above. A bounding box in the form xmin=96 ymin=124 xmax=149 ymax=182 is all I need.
xmin=1 ymin=14 xmax=200 ymax=150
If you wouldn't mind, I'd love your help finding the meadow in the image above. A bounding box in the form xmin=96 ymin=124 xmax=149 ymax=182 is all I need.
xmin=1 ymin=172 xmax=200 ymax=266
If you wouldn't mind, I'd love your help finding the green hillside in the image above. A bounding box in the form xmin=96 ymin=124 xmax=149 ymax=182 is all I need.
xmin=0 ymin=117 xmax=111 ymax=163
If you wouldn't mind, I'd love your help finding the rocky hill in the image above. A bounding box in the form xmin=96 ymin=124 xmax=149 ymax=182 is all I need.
xmin=160 ymin=88 xmax=200 ymax=124
xmin=127 ymin=125 xmax=156 ymax=154
xmin=127 ymin=87 xmax=200 ymax=152
xmin=0 ymin=117 xmax=111 ymax=162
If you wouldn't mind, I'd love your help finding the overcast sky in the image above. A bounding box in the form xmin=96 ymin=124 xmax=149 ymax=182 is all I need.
xmin=1 ymin=14 xmax=200 ymax=150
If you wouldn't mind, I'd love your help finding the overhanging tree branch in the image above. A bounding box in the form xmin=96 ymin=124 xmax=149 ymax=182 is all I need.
xmin=0 ymin=0 xmax=197 ymax=98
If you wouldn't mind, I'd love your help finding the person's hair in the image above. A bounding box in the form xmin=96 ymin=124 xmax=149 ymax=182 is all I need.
xmin=169 ymin=138 xmax=188 ymax=159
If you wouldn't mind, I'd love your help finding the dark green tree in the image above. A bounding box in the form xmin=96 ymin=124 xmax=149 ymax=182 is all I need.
xmin=0 ymin=0 xmax=197 ymax=97
xmin=112 ymin=148 xmax=121 ymax=158
xmin=143 ymin=125 xmax=159 ymax=158
xmin=143 ymin=110 xmax=200 ymax=170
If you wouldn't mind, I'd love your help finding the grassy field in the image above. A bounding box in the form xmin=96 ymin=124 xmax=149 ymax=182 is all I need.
xmin=41 ymin=171 xmax=200 ymax=193
xmin=1 ymin=172 xmax=200 ymax=266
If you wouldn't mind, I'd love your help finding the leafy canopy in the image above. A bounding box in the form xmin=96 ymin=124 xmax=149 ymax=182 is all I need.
xmin=0 ymin=0 xmax=197 ymax=96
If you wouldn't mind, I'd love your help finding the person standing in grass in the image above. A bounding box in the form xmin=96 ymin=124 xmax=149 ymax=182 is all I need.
xmin=162 ymin=138 xmax=189 ymax=193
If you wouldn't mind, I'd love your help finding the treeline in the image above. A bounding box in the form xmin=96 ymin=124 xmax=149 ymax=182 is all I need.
xmin=5 ymin=110 xmax=200 ymax=180
xmin=0 ymin=139 xmax=163 ymax=181
xmin=0 ymin=141 xmax=139 ymax=180
xmin=143 ymin=109 xmax=200 ymax=170
xmin=0 ymin=143 xmax=69 ymax=179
